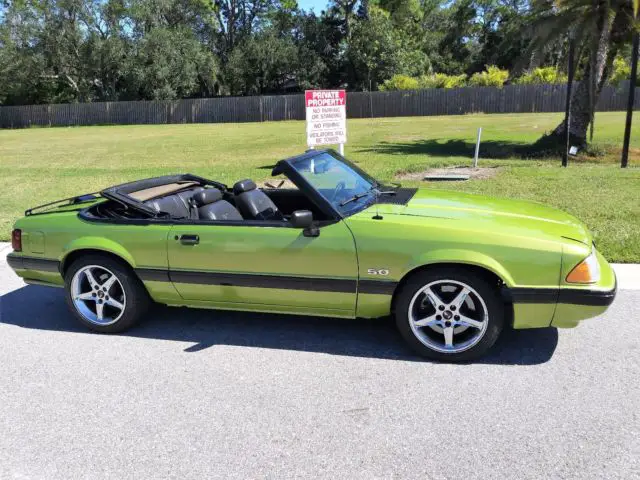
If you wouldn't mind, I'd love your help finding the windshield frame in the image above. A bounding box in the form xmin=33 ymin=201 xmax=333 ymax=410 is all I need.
xmin=272 ymin=149 xmax=382 ymax=219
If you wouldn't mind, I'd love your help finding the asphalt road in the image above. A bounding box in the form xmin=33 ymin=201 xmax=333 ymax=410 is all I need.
xmin=1 ymin=247 xmax=639 ymax=479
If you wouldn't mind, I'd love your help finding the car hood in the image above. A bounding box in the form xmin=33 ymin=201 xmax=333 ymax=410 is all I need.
xmin=377 ymin=188 xmax=592 ymax=245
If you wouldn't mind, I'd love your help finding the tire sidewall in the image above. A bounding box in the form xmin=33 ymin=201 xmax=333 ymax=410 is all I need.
xmin=64 ymin=254 xmax=149 ymax=333
xmin=395 ymin=268 xmax=504 ymax=362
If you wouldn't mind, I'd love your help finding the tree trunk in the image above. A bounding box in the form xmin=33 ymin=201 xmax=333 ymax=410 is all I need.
xmin=550 ymin=10 xmax=615 ymax=146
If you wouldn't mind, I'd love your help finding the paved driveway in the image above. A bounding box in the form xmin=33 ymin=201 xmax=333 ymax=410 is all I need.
xmin=1 ymin=248 xmax=638 ymax=479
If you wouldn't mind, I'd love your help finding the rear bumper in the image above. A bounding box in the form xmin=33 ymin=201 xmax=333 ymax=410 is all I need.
xmin=7 ymin=253 xmax=61 ymax=273
xmin=6 ymin=253 xmax=64 ymax=287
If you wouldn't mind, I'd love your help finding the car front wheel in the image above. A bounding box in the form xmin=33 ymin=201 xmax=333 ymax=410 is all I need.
xmin=394 ymin=268 xmax=504 ymax=362
xmin=64 ymin=254 xmax=150 ymax=333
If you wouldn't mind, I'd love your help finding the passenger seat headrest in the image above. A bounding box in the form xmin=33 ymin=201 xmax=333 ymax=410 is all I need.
xmin=192 ymin=189 xmax=223 ymax=207
xmin=233 ymin=179 xmax=257 ymax=195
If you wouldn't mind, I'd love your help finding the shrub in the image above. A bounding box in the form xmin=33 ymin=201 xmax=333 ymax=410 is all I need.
xmin=516 ymin=67 xmax=567 ymax=85
xmin=380 ymin=75 xmax=420 ymax=91
xmin=381 ymin=73 xmax=467 ymax=90
xmin=609 ymin=56 xmax=639 ymax=86
xmin=419 ymin=73 xmax=467 ymax=89
xmin=468 ymin=66 xmax=509 ymax=87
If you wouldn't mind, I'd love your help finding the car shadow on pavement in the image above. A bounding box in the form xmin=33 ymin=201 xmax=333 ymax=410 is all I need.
xmin=1 ymin=285 xmax=558 ymax=365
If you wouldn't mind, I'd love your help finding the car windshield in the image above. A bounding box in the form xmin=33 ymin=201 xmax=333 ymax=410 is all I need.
xmin=290 ymin=152 xmax=379 ymax=215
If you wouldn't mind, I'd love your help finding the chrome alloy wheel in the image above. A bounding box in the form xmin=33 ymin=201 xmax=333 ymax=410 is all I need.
xmin=408 ymin=279 xmax=489 ymax=354
xmin=70 ymin=265 xmax=127 ymax=326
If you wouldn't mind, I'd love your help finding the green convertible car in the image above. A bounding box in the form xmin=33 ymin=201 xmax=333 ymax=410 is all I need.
xmin=7 ymin=149 xmax=616 ymax=361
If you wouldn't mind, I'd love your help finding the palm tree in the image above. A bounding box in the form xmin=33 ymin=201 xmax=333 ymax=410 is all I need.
xmin=523 ymin=0 xmax=637 ymax=147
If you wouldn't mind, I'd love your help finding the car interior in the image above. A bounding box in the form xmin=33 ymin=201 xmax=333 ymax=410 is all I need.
xmin=92 ymin=178 xmax=330 ymax=223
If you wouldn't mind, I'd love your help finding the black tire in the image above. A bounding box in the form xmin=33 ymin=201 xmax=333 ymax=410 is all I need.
xmin=64 ymin=254 xmax=150 ymax=333
xmin=394 ymin=267 xmax=504 ymax=362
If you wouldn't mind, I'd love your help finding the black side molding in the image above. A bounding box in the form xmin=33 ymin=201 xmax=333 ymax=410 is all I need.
xmin=358 ymin=279 xmax=397 ymax=295
xmin=507 ymin=288 xmax=559 ymax=305
xmin=134 ymin=268 xmax=399 ymax=295
xmin=136 ymin=268 xmax=171 ymax=283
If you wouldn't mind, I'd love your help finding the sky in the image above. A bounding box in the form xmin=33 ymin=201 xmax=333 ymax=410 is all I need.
xmin=297 ymin=0 xmax=329 ymax=13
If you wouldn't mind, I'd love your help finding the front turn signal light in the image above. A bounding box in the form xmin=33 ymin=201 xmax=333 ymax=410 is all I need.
xmin=566 ymin=251 xmax=600 ymax=284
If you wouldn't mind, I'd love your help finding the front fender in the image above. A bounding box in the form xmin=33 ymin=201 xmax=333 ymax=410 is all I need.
xmin=60 ymin=237 xmax=137 ymax=268
xmin=403 ymin=249 xmax=516 ymax=287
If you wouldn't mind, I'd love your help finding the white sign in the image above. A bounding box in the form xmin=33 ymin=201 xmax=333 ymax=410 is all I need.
xmin=305 ymin=90 xmax=346 ymax=150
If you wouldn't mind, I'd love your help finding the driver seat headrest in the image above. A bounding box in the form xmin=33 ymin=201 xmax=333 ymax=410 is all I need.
xmin=233 ymin=179 xmax=257 ymax=195
xmin=192 ymin=189 xmax=223 ymax=207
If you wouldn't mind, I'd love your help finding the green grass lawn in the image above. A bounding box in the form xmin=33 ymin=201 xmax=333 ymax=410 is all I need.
xmin=1 ymin=111 xmax=639 ymax=261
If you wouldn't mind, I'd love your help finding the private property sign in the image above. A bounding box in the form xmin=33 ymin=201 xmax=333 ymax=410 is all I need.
xmin=305 ymin=90 xmax=346 ymax=150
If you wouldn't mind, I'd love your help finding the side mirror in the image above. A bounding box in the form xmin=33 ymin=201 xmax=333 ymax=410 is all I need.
xmin=291 ymin=210 xmax=319 ymax=237
xmin=290 ymin=210 xmax=313 ymax=228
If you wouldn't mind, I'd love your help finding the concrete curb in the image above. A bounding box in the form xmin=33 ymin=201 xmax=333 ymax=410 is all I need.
xmin=610 ymin=264 xmax=640 ymax=290
xmin=1 ymin=242 xmax=639 ymax=290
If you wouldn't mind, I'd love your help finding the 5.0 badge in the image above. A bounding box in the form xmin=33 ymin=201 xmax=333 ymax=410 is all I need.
xmin=367 ymin=268 xmax=390 ymax=276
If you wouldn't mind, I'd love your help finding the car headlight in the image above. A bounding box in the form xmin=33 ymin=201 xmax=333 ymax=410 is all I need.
xmin=566 ymin=251 xmax=600 ymax=284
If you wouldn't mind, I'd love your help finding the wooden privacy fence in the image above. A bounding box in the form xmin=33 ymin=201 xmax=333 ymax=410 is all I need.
xmin=1 ymin=84 xmax=639 ymax=128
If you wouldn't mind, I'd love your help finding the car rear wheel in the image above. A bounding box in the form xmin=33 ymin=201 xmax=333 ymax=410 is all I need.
xmin=394 ymin=268 xmax=504 ymax=362
xmin=64 ymin=254 xmax=150 ymax=333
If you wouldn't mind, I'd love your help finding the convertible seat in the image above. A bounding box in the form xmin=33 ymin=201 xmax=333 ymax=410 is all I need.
xmin=193 ymin=189 xmax=243 ymax=221
xmin=233 ymin=179 xmax=283 ymax=221
xmin=144 ymin=187 xmax=204 ymax=218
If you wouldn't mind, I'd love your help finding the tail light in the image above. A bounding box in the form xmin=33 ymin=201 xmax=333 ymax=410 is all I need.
xmin=11 ymin=229 xmax=22 ymax=252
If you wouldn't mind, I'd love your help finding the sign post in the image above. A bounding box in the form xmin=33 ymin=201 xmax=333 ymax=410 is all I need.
xmin=305 ymin=90 xmax=347 ymax=154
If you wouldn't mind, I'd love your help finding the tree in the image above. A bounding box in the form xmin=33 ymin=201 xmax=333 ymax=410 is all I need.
xmin=213 ymin=0 xmax=282 ymax=60
xmin=124 ymin=27 xmax=218 ymax=100
xmin=345 ymin=6 xmax=403 ymax=90
xmin=524 ymin=0 xmax=637 ymax=146
xmin=226 ymin=29 xmax=300 ymax=94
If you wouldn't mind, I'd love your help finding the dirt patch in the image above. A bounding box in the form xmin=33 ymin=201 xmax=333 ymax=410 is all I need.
xmin=396 ymin=166 xmax=500 ymax=181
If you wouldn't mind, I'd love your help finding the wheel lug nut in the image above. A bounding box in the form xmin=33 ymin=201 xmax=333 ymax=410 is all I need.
xmin=455 ymin=315 xmax=460 ymax=320
xmin=436 ymin=315 xmax=442 ymax=320
xmin=438 ymin=305 xmax=445 ymax=311
xmin=451 ymin=306 xmax=456 ymax=311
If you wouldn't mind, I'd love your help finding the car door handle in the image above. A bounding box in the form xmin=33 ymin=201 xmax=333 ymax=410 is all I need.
xmin=178 ymin=234 xmax=199 ymax=245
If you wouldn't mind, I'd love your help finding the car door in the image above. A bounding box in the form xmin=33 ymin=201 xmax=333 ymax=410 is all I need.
xmin=167 ymin=220 xmax=358 ymax=317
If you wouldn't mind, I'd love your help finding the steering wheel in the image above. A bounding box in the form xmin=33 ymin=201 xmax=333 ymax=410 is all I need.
xmin=331 ymin=181 xmax=347 ymax=203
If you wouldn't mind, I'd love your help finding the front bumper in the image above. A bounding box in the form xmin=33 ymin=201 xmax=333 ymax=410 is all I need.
xmin=550 ymin=278 xmax=617 ymax=328
xmin=551 ymin=249 xmax=617 ymax=328
xmin=510 ymin=248 xmax=617 ymax=329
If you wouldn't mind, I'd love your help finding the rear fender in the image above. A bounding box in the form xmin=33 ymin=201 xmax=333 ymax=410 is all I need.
xmin=60 ymin=237 xmax=136 ymax=269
